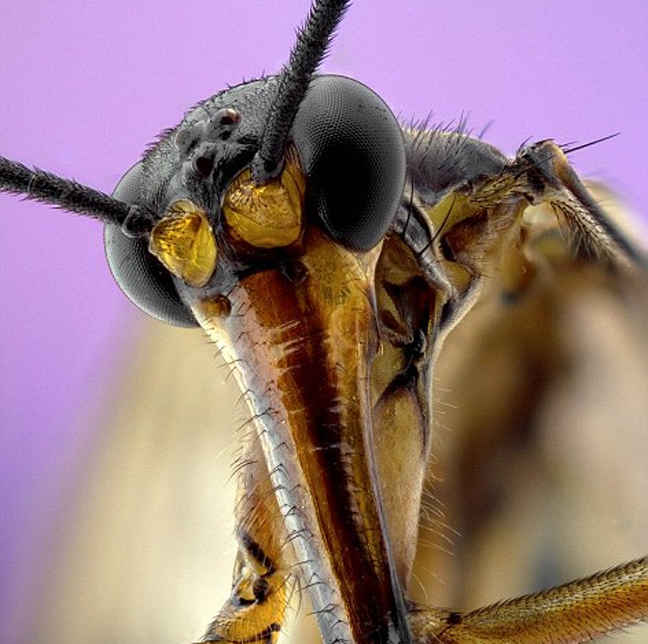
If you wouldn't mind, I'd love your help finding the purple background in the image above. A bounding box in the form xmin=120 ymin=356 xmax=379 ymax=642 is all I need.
xmin=1 ymin=0 xmax=646 ymax=634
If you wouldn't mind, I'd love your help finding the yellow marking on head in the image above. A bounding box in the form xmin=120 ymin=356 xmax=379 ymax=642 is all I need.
xmin=149 ymin=200 xmax=217 ymax=288
xmin=223 ymin=156 xmax=305 ymax=248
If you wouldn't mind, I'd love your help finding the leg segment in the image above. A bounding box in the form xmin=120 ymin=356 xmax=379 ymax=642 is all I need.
xmin=409 ymin=557 xmax=648 ymax=643
xmin=200 ymin=433 xmax=292 ymax=644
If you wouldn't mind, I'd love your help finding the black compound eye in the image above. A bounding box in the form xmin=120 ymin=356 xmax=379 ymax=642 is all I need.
xmin=104 ymin=163 xmax=198 ymax=328
xmin=291 ymin=75 xmax=406 ymax=251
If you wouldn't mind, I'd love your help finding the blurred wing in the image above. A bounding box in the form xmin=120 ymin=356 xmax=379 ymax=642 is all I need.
xmin=413 ymin=190 xmax=648 ymax=643
xmin=18 ymin=324 xmax=241 ymax=643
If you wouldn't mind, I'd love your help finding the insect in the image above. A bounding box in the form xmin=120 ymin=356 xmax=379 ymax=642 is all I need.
xmin=1 ymin=1 xmax=648 ymax=644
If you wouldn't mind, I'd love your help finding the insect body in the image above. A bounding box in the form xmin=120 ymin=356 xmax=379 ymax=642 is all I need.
xmin=1 ymin=2 xmax=647 ymax=643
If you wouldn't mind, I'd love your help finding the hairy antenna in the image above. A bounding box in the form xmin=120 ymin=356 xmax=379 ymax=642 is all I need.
xmin=0 ymin=156 xmax=154 ymax=236
xmin=251 ymin=0 xmax=351 ymax=185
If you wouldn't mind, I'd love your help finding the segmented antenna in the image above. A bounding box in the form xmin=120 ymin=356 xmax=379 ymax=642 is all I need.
xmin=0 ymin=157 xmax=155 ymax=236
xmin=251 ymin=0 xmax=351 ymax=185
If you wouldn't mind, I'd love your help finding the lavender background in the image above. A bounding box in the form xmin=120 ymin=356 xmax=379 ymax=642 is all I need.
xmin=1 ymin=0 xmax=646 ymax=634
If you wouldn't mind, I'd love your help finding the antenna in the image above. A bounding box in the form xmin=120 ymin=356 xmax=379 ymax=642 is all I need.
xmin=251 ymin=0 xmax=351 ymax=185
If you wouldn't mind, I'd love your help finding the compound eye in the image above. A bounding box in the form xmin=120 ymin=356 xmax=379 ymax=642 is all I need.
xmin=291 ymin=75 xmax=406 ymax=251
xmin=104 ymin=163 xmax=199 ymax=328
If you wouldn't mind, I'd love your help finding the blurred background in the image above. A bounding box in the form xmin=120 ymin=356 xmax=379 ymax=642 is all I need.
xmin=1 ymin=1 xmax=647 ymax=642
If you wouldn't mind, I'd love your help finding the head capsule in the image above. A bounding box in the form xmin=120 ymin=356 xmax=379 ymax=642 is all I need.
xmin=104 ymin=75 xmax=406 ymax=326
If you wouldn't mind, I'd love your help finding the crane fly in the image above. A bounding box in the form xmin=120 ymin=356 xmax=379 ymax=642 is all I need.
xmin=1 ymin=1 xmax=647 ymax=643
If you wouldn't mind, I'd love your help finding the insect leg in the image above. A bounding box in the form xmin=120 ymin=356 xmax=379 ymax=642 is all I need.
xmin=200 ymin=434 xmax=292 ymax=644
xmin=502 ymin=140 xmax=645 ymax=266
xmin=408 ymin=556 xmax=648 ymax=643
xmin=401 ymin=134 xmax=646 ymax=317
